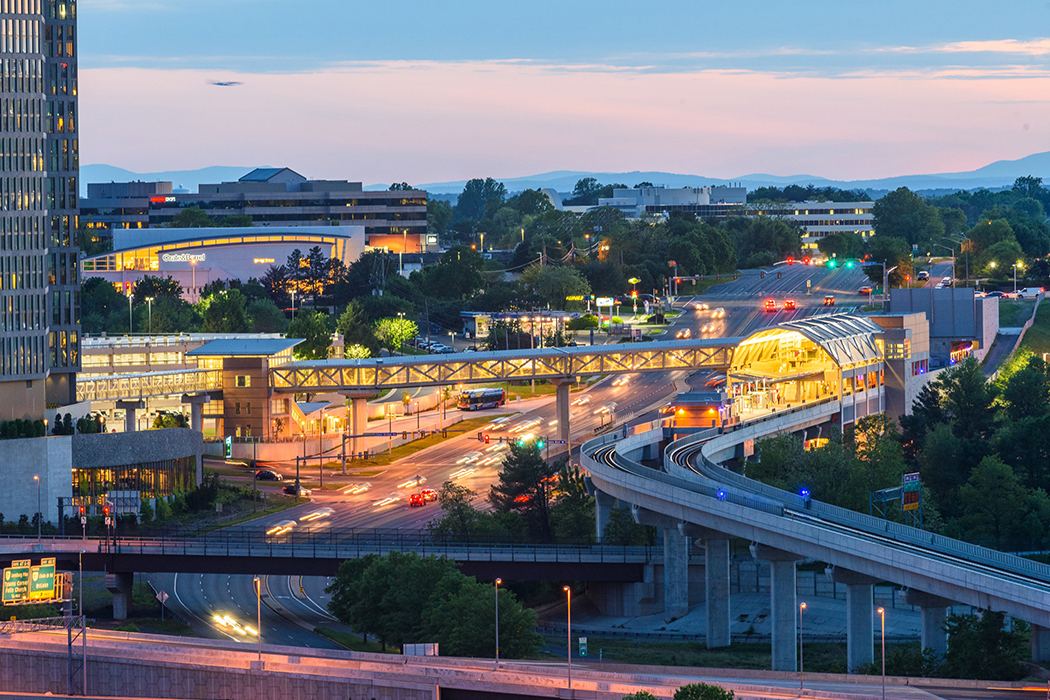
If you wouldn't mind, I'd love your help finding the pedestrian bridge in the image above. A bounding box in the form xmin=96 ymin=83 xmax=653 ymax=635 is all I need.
xmin=75 ymin=339 xmax=737 ymax=402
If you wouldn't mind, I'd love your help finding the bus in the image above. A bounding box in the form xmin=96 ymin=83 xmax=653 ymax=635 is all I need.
xmin=458 ymin=387 xmax=507 ymax=411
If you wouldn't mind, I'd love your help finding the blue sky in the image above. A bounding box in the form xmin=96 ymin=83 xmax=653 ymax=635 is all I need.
xmin=78 ymin=1 xmax=1050 ymax=183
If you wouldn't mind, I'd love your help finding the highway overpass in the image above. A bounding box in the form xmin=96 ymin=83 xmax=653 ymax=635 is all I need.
xmin=582 ymin=406 xmax=1050 ymax=673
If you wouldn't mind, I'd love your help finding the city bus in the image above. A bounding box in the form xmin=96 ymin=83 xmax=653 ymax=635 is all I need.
xmin=457 ymin=387 xmax=507 ymax=411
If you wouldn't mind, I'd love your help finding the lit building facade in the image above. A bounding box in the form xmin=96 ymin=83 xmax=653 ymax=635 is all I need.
xmin=0 ymin=0 xmax=81 ymax=420
xmin=744 ymin=201 xmax=875 ymax=250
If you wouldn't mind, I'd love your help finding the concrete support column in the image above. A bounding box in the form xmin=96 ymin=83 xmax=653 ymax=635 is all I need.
xmin=682 ymin=524 xmax=731 ymax=648
xmin=341 ymin=392 xmax=373 ymax=458
xmin=105 ymin=572 xmax=134 ymax=621
xmin=903 ymin=589 xmax=952 ymax=657
xmin=181 ymin=394 xmax=211 ymax=434
xmin=751 ymin=543 xmax=802 ymax=672
xmin=634 ymin=506 xmax=689 ymax=621
xmin=116 ymin=400 xmax=144 ymax=433
xmin=552 ymin=376 xmax=575 ymax=445
xmin=826 ymin=566 xmax=877 ymax=671
xmin=1031 ymin=625 xmax=1050 ymax=663
xmin=594 ymin=490 xmax=616 ymax=543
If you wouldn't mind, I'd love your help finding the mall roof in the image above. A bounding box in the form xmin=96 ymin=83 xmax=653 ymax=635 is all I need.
xmin=738 ymin=314 xmax=884 ymax=368
xmin=240 ymin=167 xmax=302 ymax=182
xmin=187 ymin=338 xmax=302 ymax=357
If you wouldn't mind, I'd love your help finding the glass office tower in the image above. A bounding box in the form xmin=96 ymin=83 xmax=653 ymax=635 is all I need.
xmin=0 ymin=0 xmax=80 ymax=420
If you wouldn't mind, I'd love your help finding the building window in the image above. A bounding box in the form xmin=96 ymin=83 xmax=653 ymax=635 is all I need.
xmin=234 ymin=402 xmax=241 ymax=415
xmin=235 ymin=375 xmax=250 ymax=388
xmin=246 ymin=403 xmax=252 ymax=415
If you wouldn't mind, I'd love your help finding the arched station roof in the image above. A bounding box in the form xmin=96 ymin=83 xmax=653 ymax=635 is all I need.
xmin=733 ymin=314 xmax=884 ymax=370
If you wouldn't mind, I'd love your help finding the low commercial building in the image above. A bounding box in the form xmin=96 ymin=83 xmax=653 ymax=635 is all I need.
xmin=460 ymin=311 xmax=572 ymax=341
xmin=80 ymin=167 xmax=435 ymax=253
xmin=82 ymin=225 xmax=366 ymax=300
xmin=595 ymin=185 xmax=747 ymax=218
xmin=886 ymin=288 xmax=998 ymax=367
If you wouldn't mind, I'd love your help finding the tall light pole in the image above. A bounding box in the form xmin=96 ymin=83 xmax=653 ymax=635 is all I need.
xmin=799 ymin=602 xmax=807 ymax=692
xmin=127 ymin=293 xmax=133 ymax=334
xmin=254 ymin=577 xmax=262 ymax=662
xmin=494 ymin=578 xmax=502 ymax=662
xmin=290 ymin=289 xmax=296 ymax=320
xmin=1014 ymin=261 xmax=1024 ymax=294
xmin=78 ymin=550 xmax=84 ymax=616
xmin=878 ymin=606 xmax=886 ymax=700
xmin=145 ymin=296 xmax=154 ymax=335
xmin=563 ymin=585 xmax=572 ymax=689
xmin=190 ymin=258 xmax=197 ymax=302
xmin=34 ymin=475 xmax=40 ymax=542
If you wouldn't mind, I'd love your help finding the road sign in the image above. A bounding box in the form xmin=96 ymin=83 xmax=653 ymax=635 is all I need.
xmin=156 ymin=591 xmax=169 ymax=604
xmin=80 ymin=517 xmax=86 ymax=525
xmin=579 ymin=636 xmax=587 ymax=657
xmin=548 ymin=439 xmax=567 ymax=444
xmin=902 ymin=472 xmax=921 ymax=511
xmin=29 ymin=558 xmax=56 ymax=601
xmin=2 ymin=560 xmax=31 ymax=604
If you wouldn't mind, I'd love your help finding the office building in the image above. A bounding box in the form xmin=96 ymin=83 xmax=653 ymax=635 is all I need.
xmin=80 ymin=167 xmax=435 ymax=253
xmin=743 ymin=201 xmax=875 ymax=250
xmin=0 ymin=0 xmax=81 ymax=420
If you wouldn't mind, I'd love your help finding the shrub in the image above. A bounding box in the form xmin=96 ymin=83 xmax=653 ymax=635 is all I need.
xmin=139 ymin=499 xmax=154 ymax=523
xmin=154 ymin=497 xmax=172 ymax=521
xmin=624 ymin=693 xmax=659 ymax=700
xmin=567 ymin=315 xmax=599 ymax=331
xmin=674 ymin=683 xmax=734 ymax=700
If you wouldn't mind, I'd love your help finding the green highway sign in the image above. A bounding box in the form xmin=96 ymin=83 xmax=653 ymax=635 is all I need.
xmin=2 ymin=560 xmax=31 ymax=605
xmin=29 ymin=558 xmax=56 ymax=601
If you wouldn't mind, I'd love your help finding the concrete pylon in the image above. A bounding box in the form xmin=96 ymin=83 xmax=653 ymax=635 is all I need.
xmin=1031 ymin=624 xmax=1050 ymax=663
xmin=116 ymin=400 xmax=145 ymax=433
xmin=633 ymin=506 xmax=689 ymax=621
xmin=826 ymin=566 xmax=878 ymax=671
xmin=105 ymin=572 xmax=134 ymax=621
xmin=751 ymin=543 xmax=803 ymax=672
xmin=682 ymin=523 xmax=731 ymax=648
xmin=340 ymin=392 xmax=373 ymax=458
xmin=181 ymin=393 xmax=211 ymax=433
xmin=551 ymin=376 xmax=575 ymax=446
xmin=594 ymin=490 xmax=616 ymax=543
xmin=902 ymin=589 xmax=952 ymax=657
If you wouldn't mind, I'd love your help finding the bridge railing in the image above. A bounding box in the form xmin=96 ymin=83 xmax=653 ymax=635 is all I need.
xmin=663 ymin=405 xmax=1050 ymax=583
xmin=0 ymin=528 xmax=651 ymax=563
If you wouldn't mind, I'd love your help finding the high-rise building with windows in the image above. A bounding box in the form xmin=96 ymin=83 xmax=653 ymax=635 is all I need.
xmin=0 ymin=0 xmax=80 ymax=420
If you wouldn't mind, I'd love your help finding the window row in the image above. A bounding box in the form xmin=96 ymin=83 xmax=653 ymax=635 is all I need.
xmin=0 ymin=17 xmax=40 ymax=56
xmin=0 ymin=328 xmax=46 ymax=377
xmin=0 ymin=0 xmax=43 ymax=16
xmin=48 ymin=326 xmax=76 ymax=368
xmin=0 ymin=137 xmax=45 ymax=173
xmin=0 ymin=173 xmax=44 ymax=210
xmin=42 ymin=20 xmax=71 ymax=58
xmin=0 ymin=57 xmax=43 ymax=94
xmin=0 ymin=250 xmax=45 ymax=290
xmin=1 ymin=97 xmax=44 ymax=134
xmin=46 ymin=58 xmax=75 ymax=97
xmin=0 ymin=213 xmax=44 ymax=250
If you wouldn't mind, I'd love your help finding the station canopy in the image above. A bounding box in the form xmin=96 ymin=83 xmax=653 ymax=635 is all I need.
xmin=731 ymin=314 xmax=884 ymax=374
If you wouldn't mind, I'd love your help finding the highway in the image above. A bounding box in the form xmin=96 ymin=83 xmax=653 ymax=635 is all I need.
xmin=147 ymin=260 xmax=938 ymax=648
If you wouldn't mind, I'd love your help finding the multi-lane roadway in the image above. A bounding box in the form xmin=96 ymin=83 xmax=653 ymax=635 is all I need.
xmin=149 ymin=260 xmax=926 ymax=648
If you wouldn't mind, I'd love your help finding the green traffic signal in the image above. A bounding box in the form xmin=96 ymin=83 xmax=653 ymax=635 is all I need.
xmin=846 ymin=261 xmax=854 ymax=268
xmin=827 ymin=260 xmax=836 ymax=268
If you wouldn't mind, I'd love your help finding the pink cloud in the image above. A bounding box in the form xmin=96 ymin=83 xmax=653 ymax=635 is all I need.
xmin=79 ymin=61 xmax=1050 ymax=184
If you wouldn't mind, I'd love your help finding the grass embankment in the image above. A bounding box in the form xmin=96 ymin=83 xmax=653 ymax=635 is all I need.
xmin=1020 ymin=302 xmax=1050 ymax=356
xmin=999 ymin=299 xmax=1037 ymax=327
xmin=314 ymin=626 xmax=388 ymax=653
xmin=75 ymin=578 xmax=198 ymax=637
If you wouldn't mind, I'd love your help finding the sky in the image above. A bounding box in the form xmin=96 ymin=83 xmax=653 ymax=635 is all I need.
xmin=79 ymin=0 xmax=1050 ymax=185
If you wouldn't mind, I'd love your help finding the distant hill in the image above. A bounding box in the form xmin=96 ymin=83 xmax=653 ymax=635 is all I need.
xmin=84 ymin=149 xmax=1050 ymax=199
xmin=80 ymin=165 xmax=257 ymax=196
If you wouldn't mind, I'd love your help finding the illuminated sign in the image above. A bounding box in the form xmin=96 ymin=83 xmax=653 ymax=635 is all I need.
xmin=161 ymin=253 xmax=206 ymax=263
xmin=149 ymin=196 xmax=177 ymax=203
xmin=426 ymin=235 xmax=439 ymax=245
xmin=596 ymin=297 xmax=615 ymax=306
xmin=253 ymin=258 xmax=275 ymax=264
xmin=29 ymin=558 xmax=56 ymax=601
xmin=2 ymin=560 xmax=30 ymax=604
xmin=565 ymin=295 xmax=585 ymax=301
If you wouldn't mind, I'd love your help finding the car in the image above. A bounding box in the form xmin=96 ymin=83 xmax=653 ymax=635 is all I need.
xmin=711 ymin=308 xmax=725 ymax=319
xmin=917 ymin=271 xmax=930 ymax=280
xmin=858 ymin=286 xmax=873 ymax=295
xmin=254 ymin=469 xmax=282 ymax=481
xmin=464 ymin=346 xmax=477 ymax=352
xmin=823 ymin=295 xmax=835 ymax=306
xmin=421 ymin=488 xmax=437 ymax=502
xmin=437 ymin=346 xmax=456 ymax=354
xmin=565 ymin=340 xmax=578 ymax=347
xmin=783 ymin=299 xmax=796 ymax=310
xmin=343 ymin=482 xmax=372 ymax=495
xmin=408 ymin=493 xmax=426 ymax=507
xmin=692 ymin=302 xmax=709 ymax=310
xmin=1017 ymin=287 xmax=1045 ymax=299
xmin=986 ymin=290 xmax=1005 ymax=298
xmin=283 ymin=484 xmax=311 ymax=497
xmin=675 ymin=328 xmax=691 ymax=339
xmin=763 ymin=299 xmax=777 ymax=312
xmin=700 ymin=323 xmax=712 ymax=332
xmin=265 ymin=520 xmax=297 ymax=536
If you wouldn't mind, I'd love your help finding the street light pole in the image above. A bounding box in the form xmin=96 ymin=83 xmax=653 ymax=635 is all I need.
xmin=127 ymin=294 xmax=133 ymax=334
xmin=145 ymin=296 xmax=154 ymax=335
xmin=494 ymin=578 xmax=501 ymax=663
xmin=878 ymin=607 xmax=886 ymax=700
xmin=254 ymin=577 xmax=262 ymax=662
xmin=34 ymin=475 xmax=40 ymax=542
xmin=799 ymin=602 xmax=807 ymax=692
xmin=563 ymin=585 xmax=572 ymax=689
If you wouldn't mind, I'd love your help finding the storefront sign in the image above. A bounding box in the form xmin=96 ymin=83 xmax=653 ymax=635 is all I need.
xmin=161 ymin=253 xmax=206 ymax=263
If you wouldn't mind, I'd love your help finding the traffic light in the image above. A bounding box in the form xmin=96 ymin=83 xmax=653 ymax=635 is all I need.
xmin=803 ymin=257 xmax=810 ymax=265
xmin=516 ymin=437 xmax=525 ymax=447
xmin=536 ymin=438 xmax=545 ymax=449
xmin=846 ymin=261 xmax=854 ymax=268
xmin=787 ymin=256 xmax=794 ymax=265
xmin=483 ymin=434 xmax=490 ymax=443
xmin=827 ymin=259 xmax=836 ymax=268
xmin=760 ymin=272 xmax=765 ymax=279
xmin=78 ymin=506 xmax=85 ymax=516
xmin=777 ymin=272 xmax=782 ymax=279
xmin=224 ymin=435 xmax=232 ymax=458
xmin=630 ymin=290 xmax=637 ymax=298
xmin=103 ymin=506 xmax=110 ymax=516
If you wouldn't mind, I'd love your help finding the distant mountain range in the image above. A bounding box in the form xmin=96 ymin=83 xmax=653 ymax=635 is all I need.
xmin=81 ymin=150 xmax=1050 ymax=199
